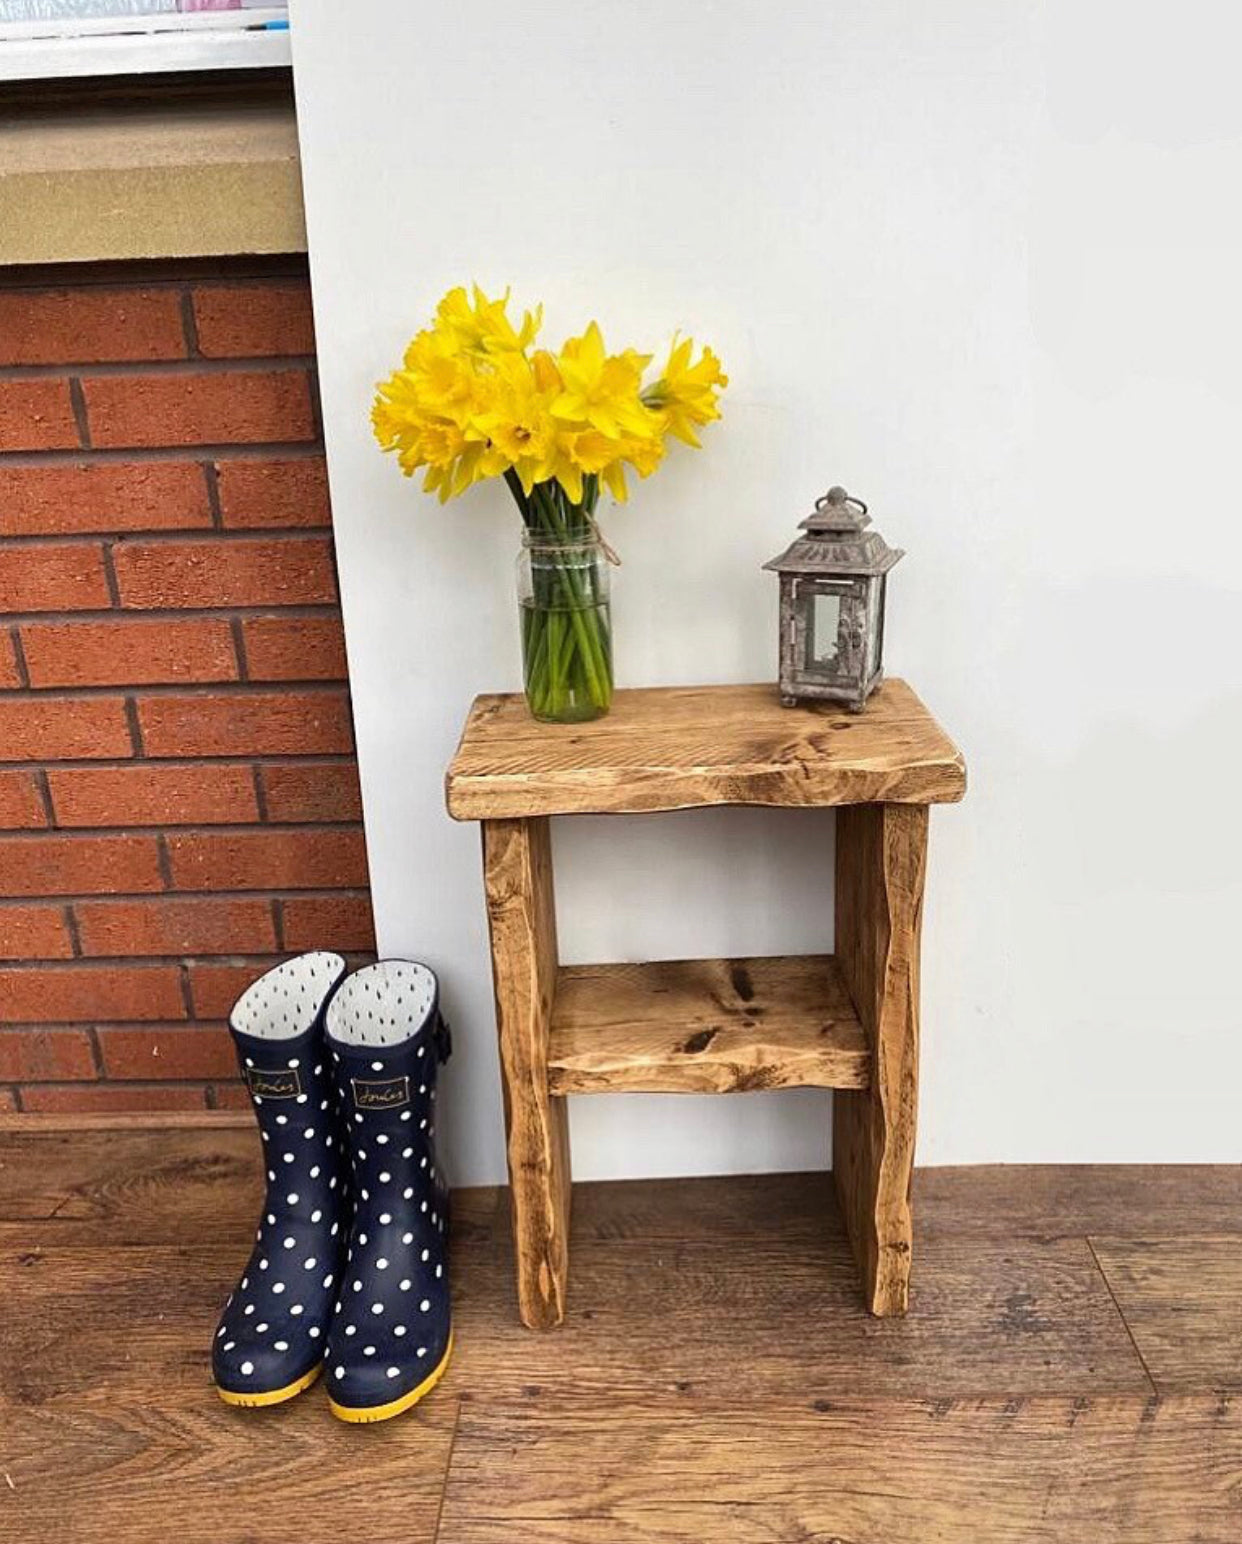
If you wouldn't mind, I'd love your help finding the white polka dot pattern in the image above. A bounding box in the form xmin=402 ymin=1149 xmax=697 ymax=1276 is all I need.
xmin=323 ymin=959 xmax=452 ymax=1414
xmin=211 ymin=953 xmax=349 ymax=1400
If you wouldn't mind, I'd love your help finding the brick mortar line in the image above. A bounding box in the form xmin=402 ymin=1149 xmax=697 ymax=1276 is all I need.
xmin=0 ymin=894 xmax=371 ymax=914
xmin=251 ymin=763 xmax=270 ymax=822
xmin=201 ymin=458 xmax=224 ymax=529
xmin=0 ymin=887 xmax=372 ymax=905
xmin=2 ymin=603 xmax=342 ymax=624
xmin=0 ymin=441 xmax=324 ymax=468
xmin=99 ymin=538 xmax=123 ymax=607
xmin=14 ymin=1077 xmax=228 ymax=1088
xmin=179 ymin=287 xmax=201 ymax=361
xmin=155 ymin=831 xmax=174 ymax=890
xmin=85 ymin=1025 xmax=106 ymax=1079
xmin=0 ymin=679 xmax=350 ymax=701
xmin=67 ymin=377 xmax=92 ymax=449
xmin=3 ymin=685 xmax=349 ymax=707
xmin=5 ymin=1028 xmax=256 ymax=1037
xmin=177 ymin=961 xmax=195 ymax=1019
xmin=31 ymin=766 xmax=56 ymax=826
xmin=62 ymin=902 xmax=83 ymax=957
xmin=0 ymin=356 xmax=318 ymax=382
xmin=8 ymin=626 xmax=31 ymax=688
xmin=230 ymin=617 xmax=251 ymax=682
xmin=2 ymin=528 xmax=336 ymax=546
xmin=2 ymin=752 xmax=357 ymax=770
xmin=0 ymin=261 xmax=307 ymax=292
xmin=0 ymin=956 xmax=309 ymax=975
xmin=6 ymin=1028 xmax=227 ymax=1039
xmin=0 ymin=820 xmax=365 ymax=840
xmin=123 ymin=696 xmax=144 ymax=756
xmin=0 ymin=529 xmax=336 ymax=550
xmin=0 ymin=753 xmax=359 ymax=771
xmin=0 ymin=956 xmax=372 ymax=976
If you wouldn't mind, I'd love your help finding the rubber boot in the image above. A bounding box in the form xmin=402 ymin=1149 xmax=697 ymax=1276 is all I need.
xmin=212 ymin=951 xmax=348 ymax=1408
xmin=322 ymin=960 xmax=453 ymax=1423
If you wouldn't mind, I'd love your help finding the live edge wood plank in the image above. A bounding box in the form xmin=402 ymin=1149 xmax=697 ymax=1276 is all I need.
xmin=548 ymin=955 xmax=870 ymax=1094
xmin=481 ymin=816 xmax=571 ymax=1330
xmin=446 ymin=679 xmax=966 ymax=819
xmin=833 ymin=802 xmax=928 ymax=1316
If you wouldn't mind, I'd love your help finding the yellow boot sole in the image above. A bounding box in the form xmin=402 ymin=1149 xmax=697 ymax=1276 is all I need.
xmin=216 ymin=1362 xmax=323 ymax=1409
xmin=327 ymin=1332 xmax=454 ymax=1425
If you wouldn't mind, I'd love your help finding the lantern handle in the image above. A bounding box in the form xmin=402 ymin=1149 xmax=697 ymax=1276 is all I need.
xmin=817 ymin=485 xmax=868 ymax=518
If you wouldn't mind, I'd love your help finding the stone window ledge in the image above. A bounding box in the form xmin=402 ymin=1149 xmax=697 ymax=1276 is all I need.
xmin=0 ymin=101 xmax=305 ymax=266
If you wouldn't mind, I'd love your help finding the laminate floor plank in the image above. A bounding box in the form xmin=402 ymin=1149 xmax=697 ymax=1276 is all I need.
xmin=4 ymin=1126 xmax=1237 ymax=1249
xmin=0 ymin=1123 xmax=262 ymax=1237
xmin=0 ymin=1207 xmax=1148 ymax=1418
xmin=5 ymin=1131 xmax=1239 ymax=1544
xmin=436 ymin=1392 xmax=1242 ymax=1544
xmin=0 ymin=1396 xmax=458 ymax=1544
xmin=0 ymin=1123 xmax=501 ymax=1246
xmin=916 ymin=1165 xmax=1242 ymax=1239
xmin=1090 ymin=1235 xmax=1242 ymax=1393
xmin=452 ymin=1169 xmax=1152 ymax=1401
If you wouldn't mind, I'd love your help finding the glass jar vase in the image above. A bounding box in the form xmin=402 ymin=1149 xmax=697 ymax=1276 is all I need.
xmin=517 ymin=529 xmax=613 ymax=723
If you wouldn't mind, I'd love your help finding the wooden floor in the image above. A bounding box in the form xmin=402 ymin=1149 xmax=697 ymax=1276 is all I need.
xmin=1 ymin=1119 xmax=1240 ymax=1542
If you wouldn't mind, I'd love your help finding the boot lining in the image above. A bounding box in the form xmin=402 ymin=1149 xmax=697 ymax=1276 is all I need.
xmin=326 ymin=961 xmax=437 ymax=1048
xmin=230 ymin=951 xmax=346 ymax=1041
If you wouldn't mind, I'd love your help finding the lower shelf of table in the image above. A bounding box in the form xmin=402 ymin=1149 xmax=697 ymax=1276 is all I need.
xmin=546 ymin=953 xmax=870 ymax=1096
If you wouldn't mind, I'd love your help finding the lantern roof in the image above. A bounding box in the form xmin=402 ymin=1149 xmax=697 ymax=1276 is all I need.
xmin=763 ymin=486 xmax=904 ymax=578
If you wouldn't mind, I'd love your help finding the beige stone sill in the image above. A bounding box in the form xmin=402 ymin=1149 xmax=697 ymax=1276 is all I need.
xmin=0 ymin=102 xmax=305 ymax=265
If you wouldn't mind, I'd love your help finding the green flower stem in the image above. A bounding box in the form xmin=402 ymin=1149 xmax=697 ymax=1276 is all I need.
xmin=508 ymin=475 xmax=613 ymax=721
xmin=531 ymin=485 xmax=610 ymax=710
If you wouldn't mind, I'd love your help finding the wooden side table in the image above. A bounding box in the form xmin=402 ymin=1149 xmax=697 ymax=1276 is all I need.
xmin=445 ymin=679 xmax=966 ymax=1328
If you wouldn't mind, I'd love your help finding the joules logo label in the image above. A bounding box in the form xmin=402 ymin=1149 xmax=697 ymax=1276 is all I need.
xmin=353 ymin=1076 xmax=410 ymax=1110
xmin=245 ymin=1067 xmax=303 ymax=1100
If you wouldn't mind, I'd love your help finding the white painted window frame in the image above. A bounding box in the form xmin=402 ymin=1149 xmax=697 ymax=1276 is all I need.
xmin=0 ymin=7 xmax=290 ymax=80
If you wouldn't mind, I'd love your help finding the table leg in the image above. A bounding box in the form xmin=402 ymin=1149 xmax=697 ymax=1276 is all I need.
xmin=481 ymin=816 xmax=571 ymax=1329
xmin=832 ymin=802 xmax=928 ymax=1315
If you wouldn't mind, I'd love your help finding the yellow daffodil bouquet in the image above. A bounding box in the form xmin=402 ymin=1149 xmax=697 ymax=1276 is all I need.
xmin=372 ymin=285 xmax=726 ymax=723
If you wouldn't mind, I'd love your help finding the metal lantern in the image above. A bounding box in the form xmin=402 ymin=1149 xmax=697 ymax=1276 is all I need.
xmin=763 ymin=486 xmax=903 ymax=712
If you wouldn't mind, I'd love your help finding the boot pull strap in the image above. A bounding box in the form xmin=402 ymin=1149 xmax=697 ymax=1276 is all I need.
xmin=433 ymin=1011 xmax=453 ymax=1065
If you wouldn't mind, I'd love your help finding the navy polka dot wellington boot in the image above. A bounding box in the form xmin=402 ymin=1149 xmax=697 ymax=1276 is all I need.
xmin=323 ymin=960 xmax=453 ymax=1424
xmin=212 ymin=951 xmax=349 ymax=1409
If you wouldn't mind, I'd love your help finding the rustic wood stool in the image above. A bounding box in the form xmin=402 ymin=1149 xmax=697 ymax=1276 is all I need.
xmin=445 ymin=679 xmax=965 ymax=1328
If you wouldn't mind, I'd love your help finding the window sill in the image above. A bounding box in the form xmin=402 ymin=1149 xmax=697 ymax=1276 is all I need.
xmin=0 ymin=100 xmax=305 ymax=265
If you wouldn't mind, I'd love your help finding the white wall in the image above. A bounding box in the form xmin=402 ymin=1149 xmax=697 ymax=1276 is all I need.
xmin=289 ymin=0 xmax=1242 ymax=1184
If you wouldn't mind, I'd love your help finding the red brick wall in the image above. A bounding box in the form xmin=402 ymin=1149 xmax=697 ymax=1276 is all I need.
xmin=0 ymin=260 xmax=375 ymax=1114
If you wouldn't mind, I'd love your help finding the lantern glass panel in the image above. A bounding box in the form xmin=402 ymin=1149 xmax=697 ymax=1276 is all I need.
xmin=809 ymin=590 xmax=843 ymax=672
xmin=873 ymin=575 xmax=887 ymax=677
xmin=863 ymin=576 xmax=883 ymax=680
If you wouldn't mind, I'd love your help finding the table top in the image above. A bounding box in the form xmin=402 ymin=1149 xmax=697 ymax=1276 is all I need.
xmin=445 ymin=678 xmax=966 ymax=820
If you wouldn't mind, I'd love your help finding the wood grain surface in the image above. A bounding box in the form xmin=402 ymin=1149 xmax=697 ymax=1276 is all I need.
xmin=481 ymin=816 xmax=571 ymax=1329
xmin=1090 ymin=1236 xmax=1242 ymax=1393
xmin=437 ymin=1394 xmax=1242 ymax=1544
xmin=547 ymin=954 xmax=869 ymax=1094
xmin=3 ymin=1397 xmax=457 ymax=1544
xmin=3 ymin=1127 xmax=1239 ymax=1544
xmin=445 ymin=678 xmax=967 ymax=819
xmin=915 ymin=1165 xmax=1242 ymax=1239
xmin=833 ymin=802 xmax=928 ymax=1315
xmin=0 ymin=1122 xmax=263 ymax=1236
xmin=446 ymin=1229 xmax=1151 ymax=1404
